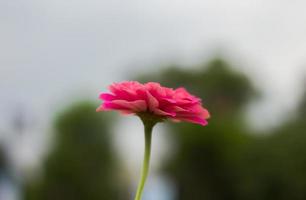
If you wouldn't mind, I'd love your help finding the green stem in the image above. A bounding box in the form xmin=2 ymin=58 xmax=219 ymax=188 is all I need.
xmin=134 ymin=121 xmax=155 ymax=200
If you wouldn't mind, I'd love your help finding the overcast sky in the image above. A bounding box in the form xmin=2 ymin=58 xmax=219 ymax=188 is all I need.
xmin=1 ymin=0 xmax=306 ymax=173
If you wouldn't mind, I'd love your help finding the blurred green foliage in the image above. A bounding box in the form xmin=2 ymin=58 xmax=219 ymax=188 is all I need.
xmin=239 ymin=94 xmax=306 ymax=200
xmin=24 ymin=102 xmax=124 ymax=200
xmin=0 ymin=146 xmax=6 ymax=173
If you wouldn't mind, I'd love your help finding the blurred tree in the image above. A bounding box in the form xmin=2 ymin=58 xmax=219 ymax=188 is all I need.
xmin=297 ymin=86 xmax=306 ymax=118
xmin=0 ymin=146 xmax=6 ymax=172
xmin=24 ymin=102 xmax=124 ymax=200
xmin=137 ymin=57 xmax=257 ymax=200
xmin=240 ymin=88 xmax=306 ymax=200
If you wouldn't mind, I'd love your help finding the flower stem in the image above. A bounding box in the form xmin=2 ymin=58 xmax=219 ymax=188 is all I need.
xmin=134 ymin=121 xmax=155 ymax=200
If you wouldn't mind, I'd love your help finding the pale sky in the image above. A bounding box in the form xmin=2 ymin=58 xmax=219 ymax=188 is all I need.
xmin=1 ymin=0 xmax=306 ymax=174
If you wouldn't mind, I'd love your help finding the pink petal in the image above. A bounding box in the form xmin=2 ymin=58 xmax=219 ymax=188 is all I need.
xmin=176 ymin=116 xmax=208 ymax=126
xmin=96 ymin=104 xmax=105 ymax=112
xmin=111 ymin=100 xmax=147 ymax=112
xmin=153 ymin=109 xmax=176 ymax=117
xmin=99 ymin=93 xmax=116 ymax=101
xmin=146 ymin=91 xmax=159 ymax=111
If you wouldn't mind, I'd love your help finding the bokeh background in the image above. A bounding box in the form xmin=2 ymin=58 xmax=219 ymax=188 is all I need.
xmin=1 ymin=0 xmax=306 ymax=199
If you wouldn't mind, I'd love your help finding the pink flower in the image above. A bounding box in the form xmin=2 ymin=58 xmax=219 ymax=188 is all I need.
xmin=96 ymin=81 xmax=210 ymax=126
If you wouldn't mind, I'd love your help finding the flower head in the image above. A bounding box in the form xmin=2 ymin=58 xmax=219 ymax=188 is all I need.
xmin=96 ymin=81 xmax=210 ymax=126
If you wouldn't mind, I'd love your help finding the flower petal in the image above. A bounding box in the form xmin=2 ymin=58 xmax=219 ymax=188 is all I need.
xmin=154 ymin=109 xmax=176 ymax=117
xmin=146 ymin=91 xmax=159 ymax=111
xmin=99 ymin=93 xmax=116 ymax=101
xmin=111 ymin=100 xmax=147 ymax=112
